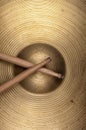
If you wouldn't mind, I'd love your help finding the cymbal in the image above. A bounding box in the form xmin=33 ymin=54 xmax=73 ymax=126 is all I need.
xmin=0 ymin=0 xmax=86 ymax=130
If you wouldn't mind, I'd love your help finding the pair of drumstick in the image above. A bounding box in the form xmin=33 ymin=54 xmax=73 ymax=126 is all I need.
xmin=0 ymin=53 xmax=63 ymax=93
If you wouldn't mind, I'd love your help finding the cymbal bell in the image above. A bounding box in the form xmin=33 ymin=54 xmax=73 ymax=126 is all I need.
xmin=14 ymin=43 xmax=66 ymax=94
xmin=0 ymin=0 xmax=86 ymax=130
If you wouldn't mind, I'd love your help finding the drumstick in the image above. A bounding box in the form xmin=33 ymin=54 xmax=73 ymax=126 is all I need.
xmin=0 ymin=57 xmax=51 ymax=93
xmin=0 ymin=52 xmax=63 ymax=78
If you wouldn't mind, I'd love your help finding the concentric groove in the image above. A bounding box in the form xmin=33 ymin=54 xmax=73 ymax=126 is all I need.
xmin=0 ymin=0 xmax=86 ymax=130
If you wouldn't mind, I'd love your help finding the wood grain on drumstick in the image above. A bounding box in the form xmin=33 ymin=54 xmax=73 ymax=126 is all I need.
xmin=0 ymin=52 xmax=63 ymax=78
xmin=0 ymin=57 xmax=51 ymax=93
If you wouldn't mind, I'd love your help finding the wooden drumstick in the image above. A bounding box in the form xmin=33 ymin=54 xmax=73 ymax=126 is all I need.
xmin=0 ymin=57 xmax=51 ymax=93
xmin=0 ymin=52 xmax=63 ymax=78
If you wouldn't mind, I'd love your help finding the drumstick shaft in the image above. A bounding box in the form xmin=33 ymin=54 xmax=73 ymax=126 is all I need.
xmin=0 ymin=57 xmax=51 ymax=93
xmin=0 ymin=52 xmax=62 ymax=78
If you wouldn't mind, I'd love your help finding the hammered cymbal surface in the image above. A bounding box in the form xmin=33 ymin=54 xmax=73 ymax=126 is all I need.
xmin=0 ymin=0 xmax=86 ymax=130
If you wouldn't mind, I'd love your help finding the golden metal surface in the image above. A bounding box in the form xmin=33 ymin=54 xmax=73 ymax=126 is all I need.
xmin=0 ymin=0 xmax=86 ymax=130
xmin=14 ymin=43 xmax=65 ymax=93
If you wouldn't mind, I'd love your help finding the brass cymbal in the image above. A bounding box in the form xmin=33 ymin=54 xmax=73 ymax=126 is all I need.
xmin=0 ymin=0 xmax=86 ymax=130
